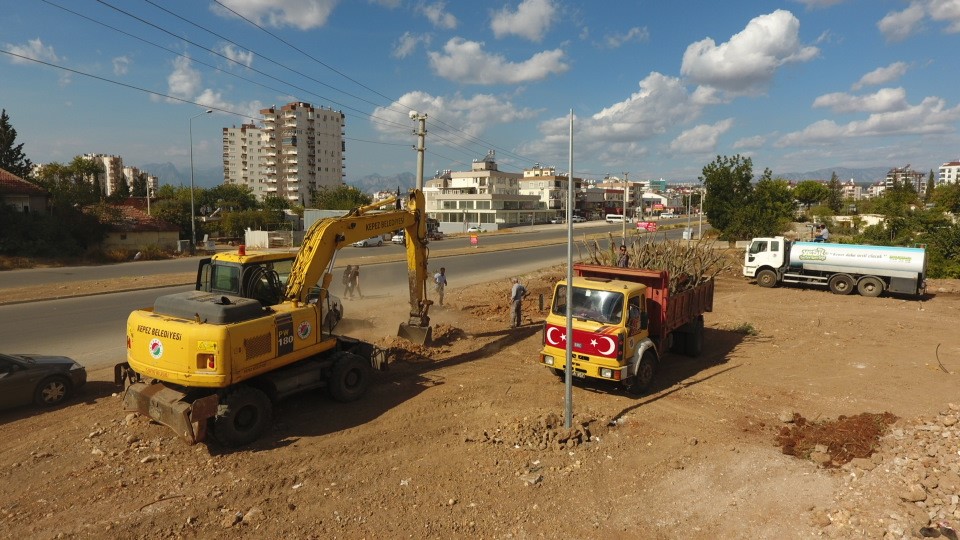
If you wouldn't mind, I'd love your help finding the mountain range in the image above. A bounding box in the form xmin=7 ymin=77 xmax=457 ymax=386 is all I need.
xmin=138 ymin=163 xmax=905 ymax=193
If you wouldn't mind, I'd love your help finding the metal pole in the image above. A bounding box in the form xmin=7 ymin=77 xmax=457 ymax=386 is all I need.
xmin=147 ymin=187 xmax=151 ymax=216
xmin=413 ymin=113 xmax=427 ymax=190
xmin=621 ymin=172 xmax=629 ymax=244
xmin=698 ymin=186 xmax=705 ymax=240
xmin=189 ymin=110 xmax=211 ymax=252
xmin=686 ymin=190 xmax=691 ymax=244
xmin=564 ymin=109 xmax=574 ymax=430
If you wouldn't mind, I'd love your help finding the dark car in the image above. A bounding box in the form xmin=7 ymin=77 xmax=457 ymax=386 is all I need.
xmin=0 ymin=353 xmax=87 ymax=409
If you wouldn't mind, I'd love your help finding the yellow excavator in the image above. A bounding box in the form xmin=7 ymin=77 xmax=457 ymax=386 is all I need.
xmin=115 ymin=190 xmax=432 ymax=446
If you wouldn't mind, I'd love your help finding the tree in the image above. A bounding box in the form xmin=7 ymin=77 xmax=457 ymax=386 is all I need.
xmin=33 ymin=157 xmax=104 ymax=210
xmin=0 ymin=109 xmax=33 ymax=179
xmin=131 ymin=173 xmax=148 ymax=197
xmin=793 ymin=180 xmax=829 ymax=210
xmin=925 ymin=170 xmax=936 ymax=202
xmin=724 ymin=176 xmax=795 ymax=239
xmin=930 ymin=183 xmax=960 ymax=214
xmin=826 ymin=172 xmax=843 ymax=213
xmin=309 ymin=184 xmax=372 ymax=209
xmin=699 ymin=155 xmax=755 ymax=239
xmin=109 ymin=176 xmax=131 ymax=201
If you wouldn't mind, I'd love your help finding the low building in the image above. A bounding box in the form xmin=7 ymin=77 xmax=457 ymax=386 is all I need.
xmin=84 ymin=202 xmax=180 ymax=250
xmin=424 ymin=151 xmax=545 ymax=232
xmin=0 ymin=167 xmax=48 ymax=213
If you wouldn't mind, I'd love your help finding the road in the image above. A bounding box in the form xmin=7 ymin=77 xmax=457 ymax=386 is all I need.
xmin=0 ymin=217 xmax=699 ymax=288
xmin=0 ymin=221 xmax=702 ymax=376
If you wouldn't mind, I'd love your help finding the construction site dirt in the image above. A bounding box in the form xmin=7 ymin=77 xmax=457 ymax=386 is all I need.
xmin=1 ymin=267 xmax=958 ymax=539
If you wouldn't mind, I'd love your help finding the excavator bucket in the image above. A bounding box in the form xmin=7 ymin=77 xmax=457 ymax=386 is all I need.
xmin=121 ymin=382 xmax=219 ymax=444
xmin=398 ymin=322 xmax=432 ymax=346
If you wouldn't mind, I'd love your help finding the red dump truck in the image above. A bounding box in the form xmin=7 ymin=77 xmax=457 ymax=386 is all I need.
xmin=539 ymin=263 xmax=714 ymax=393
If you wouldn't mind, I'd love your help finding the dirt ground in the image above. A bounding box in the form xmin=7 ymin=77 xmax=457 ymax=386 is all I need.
xmin=1 ymin=267 xmax=960 ymax=539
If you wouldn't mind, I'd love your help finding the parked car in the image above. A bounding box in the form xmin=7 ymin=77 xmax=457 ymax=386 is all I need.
xmin=391 ymin=232 xmax=405 ymax=244
xmin=571 ymin=216 xmax=587 ymax=223
xmin=549 ymin=217 xmax=565 ymax=224
xmin=467 ymin=226 xmax=484 ymax=233
xmin=351 ymin=236 xmax=383 ymax=247
xmin=0 ymin=353 xmax=87 ymax=409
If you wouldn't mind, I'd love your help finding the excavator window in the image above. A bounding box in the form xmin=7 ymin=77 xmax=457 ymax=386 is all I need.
xmin=212 ymin=265 xmax=241 ymax=294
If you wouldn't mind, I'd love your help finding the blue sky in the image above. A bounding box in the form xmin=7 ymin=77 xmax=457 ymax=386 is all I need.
xmin=2 ymin=0 xmax=960 ymax=188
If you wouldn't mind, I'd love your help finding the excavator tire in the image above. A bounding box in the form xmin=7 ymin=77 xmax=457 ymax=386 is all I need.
xmin=328 ymin=352 xmax=372 ymax=403
xmin=211 ymin=386 xmax=272 ymax=447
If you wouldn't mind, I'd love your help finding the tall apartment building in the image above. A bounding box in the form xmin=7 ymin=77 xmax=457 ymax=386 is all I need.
xmin=223 ymin=102 xmax=345 ymax=204
xmin=222 ymin=123 xmax=268 ymax=198
xmin=82 ymin=153 xmax=124 ymax=196
xmin=885 ymin=165 xmax=927 ymax=196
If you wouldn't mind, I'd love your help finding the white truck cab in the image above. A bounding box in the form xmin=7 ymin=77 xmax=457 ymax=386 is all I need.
xmin=742 ymin=236 xmax=785 ymax=278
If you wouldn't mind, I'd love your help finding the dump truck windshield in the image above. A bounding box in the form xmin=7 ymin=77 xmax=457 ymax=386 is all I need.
xmin=551 ymin=285 xmax=625 ymax=324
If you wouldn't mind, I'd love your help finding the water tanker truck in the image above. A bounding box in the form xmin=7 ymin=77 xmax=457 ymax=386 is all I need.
xmin=743 ymin=236 xmax=926 ymax=297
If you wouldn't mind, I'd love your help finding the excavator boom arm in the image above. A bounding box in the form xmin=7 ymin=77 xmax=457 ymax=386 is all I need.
xmin=283 ymin=190 xmax=431 ymax=341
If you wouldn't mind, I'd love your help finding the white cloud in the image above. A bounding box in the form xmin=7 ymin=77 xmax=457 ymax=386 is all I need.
xmin=604 ymin=26 xmax=650 ymax=49
xmin=491 ymin=0 xmax=557 ymax=42
xmin=792 ymin=0 xmax=847 ymax=8
xmin=167 ymin=56 xmax=202 ymax=101
xmin=813 ymin=87 xmax=909 ymax=113
xmin=220 ymin=44 xmax=254 ymax=68
xmin=419 ymin=2 xmax=457 ymax=30
xmin=777 ymin=96 xmax=960 ymax=146
xmin=393 ymin=32 xmax=430 ymax=59
xmin=371 ymin=90 xmax=539 ymax=139
xmin=926 ymin=0 xmax=960 ymax=32
xmin=733 ymin=135 xmax=767 ymax=150
xmin=214 ymin=0 xmax=338 ymax=30
xmin=112 ymin=55 xmax=131 ymax=76
xmin=680 ymin=10 xmax=819 ymax=96
xmin=427 ymin=38 xmax=568 ymax=84
xmin=522 ymin=72 xmax=704 ymax=163
xmin=5 ymin=38 xmax=59 ymax=64
xmin=878 ymin=3 xmax=926 ymax=41
xmin=669 ymin=119 xmax=734 ymax=154
xmin=852 ymin=62 xmax=908 ymax=90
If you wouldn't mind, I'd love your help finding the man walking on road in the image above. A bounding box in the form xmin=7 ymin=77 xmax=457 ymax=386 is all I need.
xmin=434 ymin=267 xmax=447 ymax=306
xmin=510 ymin=277 xmax=528 ymax=328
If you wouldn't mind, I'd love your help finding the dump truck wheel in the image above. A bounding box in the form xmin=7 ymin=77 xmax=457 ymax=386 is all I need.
xmin=857 ymin=276 xmax=884 ymax=298
xmin=212 ymin=386 xmax=272 ymax=447
xmin=34 ymin=376 xmax=71 ymax=407
xmin=756 ymin=269 xmax=777 ymax=288
xmin=328 ymin=353 xmax=371 ymax=403
xmin=626 ymin=351 xmax=657 ymax=395
xmin=685 ymin=317 xmax=704 ymax=357
xmin=828 ymin=274 xmax=855 ymax=295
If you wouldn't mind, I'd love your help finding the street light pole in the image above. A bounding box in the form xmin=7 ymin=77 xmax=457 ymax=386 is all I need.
xmin=189 ymin=109 xmax=212 ymax=252
xmin=621 ymin=172 xmax=629 ymax=243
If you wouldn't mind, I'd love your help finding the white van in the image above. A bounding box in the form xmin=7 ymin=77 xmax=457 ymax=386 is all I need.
xmin=659 ymin=212 xmax=675 ymax=219
xmin=605 ymin=214 xmax=626 ymax=223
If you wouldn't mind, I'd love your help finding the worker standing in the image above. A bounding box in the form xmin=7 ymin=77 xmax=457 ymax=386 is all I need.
xmin=616 ymin=244 xmax=630 ymax=267
xmin=434 ymin=267 xmax=448 ymax=306
xmin=510 ymin=277 xmax=528 ymax=328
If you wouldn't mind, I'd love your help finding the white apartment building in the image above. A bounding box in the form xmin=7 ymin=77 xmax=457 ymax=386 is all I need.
xmin=222 ymin=123 xmax=269 ymax=199
xmin=122 ymin=166 xmax=158 ymax=194
xmin=938 ymin=161 xmax=960 ymax=186
xmin=518 ymin=164 xmax=583 ymax=215
xmin=841 ymin=179 xmax=862 ymax=200
xmin=885 ymin=165 xmax=927 ymax=196
xmin=424 ymin=151 xmax=545 ymax=232
xmin=82 ymin=153 xmax=124 ymax=196
xmin=223 ymin=103 xmax=346 ymax=203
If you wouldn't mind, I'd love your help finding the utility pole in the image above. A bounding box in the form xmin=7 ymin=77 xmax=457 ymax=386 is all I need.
xmin=410 ymin=111 xmax=427 ymax=190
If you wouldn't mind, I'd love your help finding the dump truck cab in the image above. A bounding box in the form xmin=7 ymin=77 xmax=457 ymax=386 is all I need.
xmin=541 ymin=275 xmax=656 ymax=393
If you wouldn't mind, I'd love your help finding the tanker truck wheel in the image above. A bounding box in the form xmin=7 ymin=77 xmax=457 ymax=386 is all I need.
xmin=857 ymin=276 xmax=884 ymax=298
xmin=626 ymin=351 xmax=657 ymax=395
xmin=212 ymin=386 xmax=272 ymax=447
xmin=756 ymin=269 xmax=777 ymax=288
xmin=828 ymin=274 xmax=855 ymax=295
